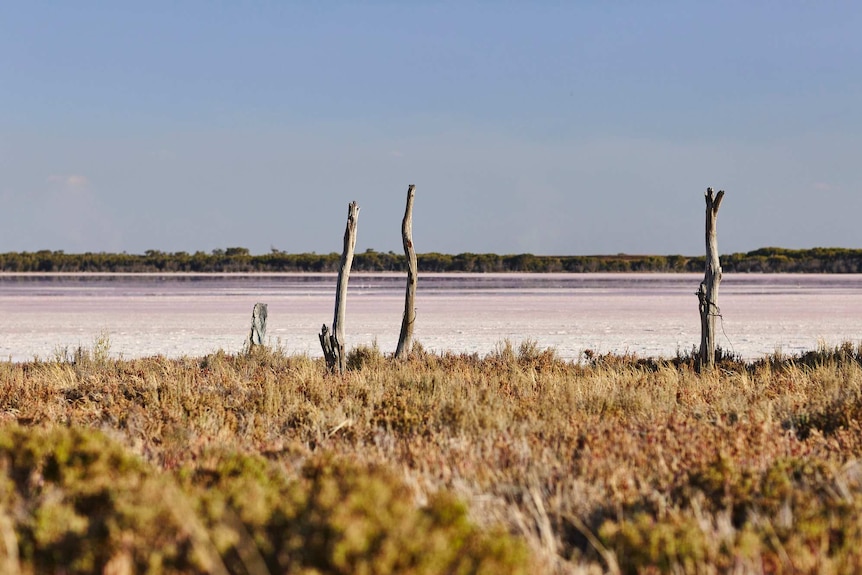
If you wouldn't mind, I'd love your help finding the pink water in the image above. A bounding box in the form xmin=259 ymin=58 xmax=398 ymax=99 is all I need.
xmin=1 ymin=273 xmax=860 ymax=362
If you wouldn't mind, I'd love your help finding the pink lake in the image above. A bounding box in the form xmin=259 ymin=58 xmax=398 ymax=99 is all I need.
xmin=1 ymin=273 xmax=861 ymax=363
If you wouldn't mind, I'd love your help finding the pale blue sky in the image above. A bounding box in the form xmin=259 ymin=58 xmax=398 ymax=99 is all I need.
xmin=1 ymin=2 xmax=860 ymax=255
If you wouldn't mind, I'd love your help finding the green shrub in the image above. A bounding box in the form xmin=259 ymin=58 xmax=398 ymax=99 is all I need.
xmin=599 ymin=511 xmax=711 ymax=574
xmin=184 ymin=451 xmax=530 ymax=574
xmin=0 ymin=425 xmax=531 ymax=574
xmin=0 ymin=425 xmax=208 ymax=574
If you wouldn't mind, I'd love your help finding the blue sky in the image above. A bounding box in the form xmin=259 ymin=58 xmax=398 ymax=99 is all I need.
xmin=1 ymin=2 xmax=860 ymax=255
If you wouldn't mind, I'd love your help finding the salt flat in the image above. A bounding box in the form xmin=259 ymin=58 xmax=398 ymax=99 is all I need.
xmin=1 ymin=273 xmax=860 ymax=362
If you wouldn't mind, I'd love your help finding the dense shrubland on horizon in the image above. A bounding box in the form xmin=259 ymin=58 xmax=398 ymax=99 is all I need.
xmin=3 ymin=340 xmax=862 ymax=573
xmin=3 ymin=245 xmax=862 ymax=273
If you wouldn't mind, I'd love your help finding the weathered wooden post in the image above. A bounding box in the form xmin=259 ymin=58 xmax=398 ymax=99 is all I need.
xmin=319 ymin=201 xmax=360 ymax=373
xmin=245 ymin=302 xmax=268 ymax=351
xmin=395 ymin=185 xmax=417 ymax=359
xmin=698 ymin=187 xmax=725 ymax=371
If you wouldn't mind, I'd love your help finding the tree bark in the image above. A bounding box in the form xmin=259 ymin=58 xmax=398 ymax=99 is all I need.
xmin=245 ymin=303 xmax=267 ymax=352
xmin=320 ymin=201 xmax=360 ymax=373
xmin=698 ymin=188 xmax=725 ymax=371
xmin=395 ymin=185 xmax=417 ymax=359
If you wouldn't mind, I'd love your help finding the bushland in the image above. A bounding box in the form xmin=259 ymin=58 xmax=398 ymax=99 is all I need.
xmin=4 ymin=246 xmax=862 ymax=273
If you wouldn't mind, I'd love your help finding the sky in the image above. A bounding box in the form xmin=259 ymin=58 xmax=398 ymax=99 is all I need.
xmin=1 ymin=2 xmax=860 ymax=256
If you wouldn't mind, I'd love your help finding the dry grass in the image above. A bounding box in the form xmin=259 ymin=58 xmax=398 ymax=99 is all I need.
xmin=2 ymin=339 xmax=862 ymax=573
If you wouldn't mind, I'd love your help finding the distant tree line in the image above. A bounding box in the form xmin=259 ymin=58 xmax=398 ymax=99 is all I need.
xmin=1 ymin=246 xmax=861 ymax=273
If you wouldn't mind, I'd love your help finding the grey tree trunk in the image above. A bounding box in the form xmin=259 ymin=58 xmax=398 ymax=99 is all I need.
xmin=245 ymin=303 xmax=267 ymax=352
xmin=395 ymin=185 xmax=417 ymax=359
xmin=698 ymin=188 xmax=725 ymax=371
xmin=319 ymin=201 xmax=360 ymax=373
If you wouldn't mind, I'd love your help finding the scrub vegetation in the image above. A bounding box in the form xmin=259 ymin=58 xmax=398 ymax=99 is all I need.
xmin=2 ymin=340 xmax=862 ymax=573
xmin=3 ymin=246 xmax=862 ymax=273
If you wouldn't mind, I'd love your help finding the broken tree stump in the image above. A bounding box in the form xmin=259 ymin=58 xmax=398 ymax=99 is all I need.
xmin=319 ymin=201 xmax=360 ymax=373
xmin=319 ymin=324 xmax=337 ymax=370
xmin=245 ymin=302 xmax=268 ymax=351
xmin=395 ymin=185 xmax=417 ymax=359
xmin=698 ymin=187 xmax=725 ymax=371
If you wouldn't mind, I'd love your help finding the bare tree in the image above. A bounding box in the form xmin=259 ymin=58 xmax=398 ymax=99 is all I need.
xmin=319 ymin=201 xmax=360 ymax=373
xmin=395 ymin=185 xmax=417 ymax=359
xmin=698 ymin=188 xmax=725 ymax=370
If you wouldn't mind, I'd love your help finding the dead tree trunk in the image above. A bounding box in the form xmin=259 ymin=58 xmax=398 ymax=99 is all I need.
xmin=698 ymin=188 xmax=725 ymax=371
xmin=319 ymin=201 xmax=360 ymax=373
xmin=395 ymin=185 xmax=417 ymax=359
xmin=245 ymin=303 xmax=268 ymax=352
